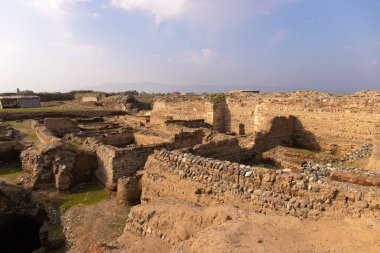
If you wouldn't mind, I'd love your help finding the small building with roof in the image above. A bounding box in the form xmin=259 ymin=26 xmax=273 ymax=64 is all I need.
xmin=0 ymin=96 xmax=41 ymax=109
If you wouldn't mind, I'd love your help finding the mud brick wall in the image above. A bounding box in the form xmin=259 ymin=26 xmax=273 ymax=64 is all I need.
xmin=249 ymin=93 xmax=379 ymax=154
xmin=142 ymin=150 xmax=380 ymax=218
xmin=152 ymin=92 xmax=380 ymax=155
xmin=151 ymin=97 xmax=210 ymax=125
xmin=192 ymin=136 xmax=241 ymax=162
xmin=134 ymin=133 xmax=172 ymax=145
xmin=225 ymin=95 xmax=260 ymax=133
xmin=174 ymin=130 xmax=205 ymax=149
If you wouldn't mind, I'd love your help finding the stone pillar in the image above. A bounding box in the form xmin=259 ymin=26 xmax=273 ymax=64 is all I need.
xmin=117 ymin=175 xmax=142 ymax=205
xmin=368 ymin=123 xmax=380 ymax=172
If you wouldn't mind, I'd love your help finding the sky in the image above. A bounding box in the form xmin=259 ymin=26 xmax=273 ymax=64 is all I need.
xmin=0 ymin=0 xmax=379 ymax=93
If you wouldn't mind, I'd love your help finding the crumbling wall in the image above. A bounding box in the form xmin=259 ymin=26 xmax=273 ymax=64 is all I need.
xmin=95 ymin=143 xmax=173 ymax=190
xmin=20 ymin=144 xmax=97 ymax=190
xmin=174 ymin=130 xmax=206 ymax=149
xmin=368 ymin=122 xmax=380 ymax=171
xmin=251 ymin=116 xmax=296 ymax=158
xmin=153 ymin=92 xmax=379 ymax=155
xmin=100 ymin=133 xmax=135 ymax=147
xmin=44 ymin=118 xmax=79 ymax=137
xmin=134 ymin=133 xmax=172 ymax=145
xmin=250 ymin=92 xmax=379 ymax=154
xmin=141 ymin=150 xmax=380 ymax=218
xmin=30 ymin=121 xmax=62 ymax=145
xmin=151 ymin=97 xmax=209 ymax=125
xmin=193 ymin=135 xmax=241 ymax=162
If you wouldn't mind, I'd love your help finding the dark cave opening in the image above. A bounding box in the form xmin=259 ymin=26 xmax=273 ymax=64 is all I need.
xmin=0 ymin=214 xmax=43 ymax=253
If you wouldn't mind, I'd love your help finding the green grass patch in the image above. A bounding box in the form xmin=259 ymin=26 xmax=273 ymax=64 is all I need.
xmin=209 ymin=93 xmax=227 ymax=103
xmin=0 ymin=164 xmax=22 ymax=185
xmin=286 ymin=147 xmax=321 ymax=155
xmin=41 ymin=223 xmax=65 ymax=242
xmin=135 ymin=95 xmax=154 ymax=104
xmin=6 ymin=120 xmax=38 ymax=142
xmin=0 ymin=164 xmax=22 ymax=177
xmin=0 ymin=107 xmax=93 ymax=113
xmin=52 ymin=181 xmax=111 ymax=212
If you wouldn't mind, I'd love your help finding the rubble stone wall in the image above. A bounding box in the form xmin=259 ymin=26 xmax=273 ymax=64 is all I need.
xmin=142 ymin=150 xmax=380 ymax=218
xmin=20 ymin=144 xmax=97 ymax=190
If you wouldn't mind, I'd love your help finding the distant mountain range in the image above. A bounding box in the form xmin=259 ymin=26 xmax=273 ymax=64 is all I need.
xmin=84 ymin=82 xmax=379 ymax=94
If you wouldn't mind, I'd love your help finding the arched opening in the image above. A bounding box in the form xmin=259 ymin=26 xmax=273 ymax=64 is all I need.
xmin=239 ymin=123 xmax=245 ymax=135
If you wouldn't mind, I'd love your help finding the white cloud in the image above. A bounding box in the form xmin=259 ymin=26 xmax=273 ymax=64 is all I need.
xmin=111 ymin=0 xmax=301 ymax=25
xmin=111 ymin=0 xmax=185 ymax=24
xmin=28 ymin=0 xmax=91 ymax=38
xmin=177 ymin=48 xmax=216 ymax=66
xmin=92 ymin=12 xmax=100 ymax=18
xmin=270 ymin=30 xmax=288 ymax=44
xmin=30 ymin=0 xmax=89 ymax=17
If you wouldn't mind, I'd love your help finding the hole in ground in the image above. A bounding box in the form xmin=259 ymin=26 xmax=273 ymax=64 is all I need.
xmin=0 ymin=214 xmax=43 ymax=253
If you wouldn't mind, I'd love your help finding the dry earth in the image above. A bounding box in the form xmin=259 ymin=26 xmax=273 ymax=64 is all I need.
xmin=77 ymin=200 xmax=380 ymax=253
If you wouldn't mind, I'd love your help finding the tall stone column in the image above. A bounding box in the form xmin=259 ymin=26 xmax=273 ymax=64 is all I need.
xmin=368 ymin=122 xmax=380 ymax=172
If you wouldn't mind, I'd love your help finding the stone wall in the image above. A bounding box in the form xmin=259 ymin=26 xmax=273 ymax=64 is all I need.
xmin=368 ymin=123 xmax=380 ymax=171
xmin=30 ymin=121 xmax=62 ymax=145
xmin=151 ymin=92 xmax=380 ymax=155
xmin=134 ymin=133 xmax=172 ymax=145
xmin=0 ymin=110 xmax=125 ymax=121
xmin=99 ymin=133 xmax=135 ymax=147
xmin=141 ymin=150 xmax=380 ymax=218
xmin=193 ymin=135 xmax=241 ymax=162
xmin=95 ymin=143 xmax=173 ymax=190
xmin=151 ymin=96 xmax=210 ymax=125
xmin=44 ymin=118 xmax=79 ymax=137
xmin=20 ymin=144 xmax=97 ymax=190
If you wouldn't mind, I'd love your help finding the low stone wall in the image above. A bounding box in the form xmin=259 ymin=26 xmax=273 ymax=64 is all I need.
xmin=141 ymin=150 xmax=380 ymax=218
xmin=99 ymin=133 xmax=135 ymax=147
xmin=30 ymin=121 xmax=62 ymax=145
xmin=96 ymin=143 xmax=173 ymax=190
xmin=134 ymin=133 xmax=172 ymax=145
xmin=0 ymin=110 xmax=125 ymax=121
xmin=44 ymin=118 xmax=79 ymax=136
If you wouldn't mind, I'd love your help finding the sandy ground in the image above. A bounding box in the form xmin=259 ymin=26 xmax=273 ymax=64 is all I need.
xmin=68 ymin=199 xmax=379 ymax=253
xmin=61 ymin=199 xmax=130 ymax=253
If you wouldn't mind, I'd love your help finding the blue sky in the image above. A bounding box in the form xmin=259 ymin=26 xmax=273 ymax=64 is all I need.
xmin=0 ymin=0 xmax=379 ymax=93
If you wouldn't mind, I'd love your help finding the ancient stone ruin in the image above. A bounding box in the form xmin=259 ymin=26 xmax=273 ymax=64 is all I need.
xmin=0 ymin=91 xmax=379 ymax=252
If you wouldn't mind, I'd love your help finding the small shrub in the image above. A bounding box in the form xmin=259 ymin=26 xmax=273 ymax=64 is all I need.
xmin=209 ymin=93 xmax=227 ymax=103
